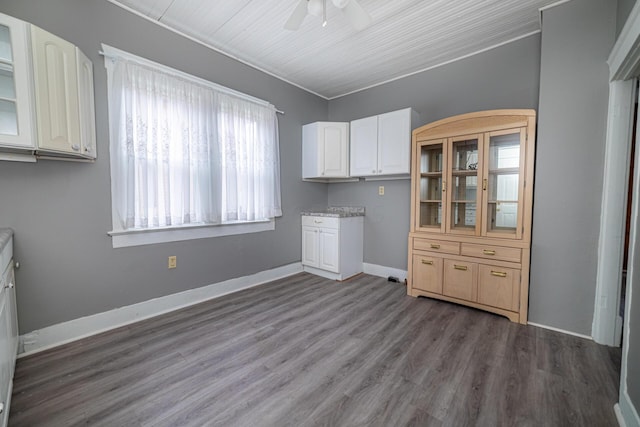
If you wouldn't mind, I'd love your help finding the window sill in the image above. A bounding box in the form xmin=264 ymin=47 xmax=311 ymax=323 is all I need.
xmin=108 ymin=220 xmax=275 ymax=248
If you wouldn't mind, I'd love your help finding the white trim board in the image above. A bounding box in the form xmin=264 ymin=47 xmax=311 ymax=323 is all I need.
xmin=19 ymin=262 xmax=303 ymax=357
xmin=618 ymin=390 xmax=640 ymax=427
xmin=527 ymin=322 xmax=593 ymax=341
xmin=363 ymin=263 xmax=407 ymax=282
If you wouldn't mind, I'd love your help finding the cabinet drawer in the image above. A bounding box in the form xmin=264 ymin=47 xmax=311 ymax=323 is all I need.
xmin=414 ymin=238 xmax=459 ymax=255
xmin=412 ymin=255 xmax=442 ymax=294
xmin=302 ymin=216 xmax=340 ymax=229
xmin=461 ymin=243 xmax=521 ymax=263
xmin=443 ymin=259 xmax=477 ymax=302
xmin=477 ymin=265 xmax=520 ymax=312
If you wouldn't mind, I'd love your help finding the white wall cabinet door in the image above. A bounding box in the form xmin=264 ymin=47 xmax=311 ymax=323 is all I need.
xmin=378 ymin=109 xmax=412 ymax=175
xmin=349 ymin=115 xmax=378 ymax=176
xmin=31 ymin=25 xmax=81 ymax=155
xmin=318 ymin=228 xmax=339 ymax=273
xmin=302 ymin=122 xmax=349 ymax=179
xmin=302 ymin=226 xmax=320 ymax=268
xmin=349 ymin=108 xmax=415 ymax=177
xmin=76 ymin=47 xmax=96 ymax=159
xmin=0 ymin=13 xmax=35 ymax=150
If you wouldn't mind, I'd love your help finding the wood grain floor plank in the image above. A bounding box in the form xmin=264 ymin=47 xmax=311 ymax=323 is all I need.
xmin=9 ymin=273 xmax=621 ymax=427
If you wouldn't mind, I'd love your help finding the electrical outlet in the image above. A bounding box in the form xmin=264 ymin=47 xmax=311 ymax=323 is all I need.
xmin=168 ymin=256 xmax=177 ymax=269
xmin=378 ymin=186 xmax=384 ymax=196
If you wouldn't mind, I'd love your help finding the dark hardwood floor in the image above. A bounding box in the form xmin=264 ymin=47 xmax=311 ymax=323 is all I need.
xmin=9 ymin=273 xmax=621 ymax=426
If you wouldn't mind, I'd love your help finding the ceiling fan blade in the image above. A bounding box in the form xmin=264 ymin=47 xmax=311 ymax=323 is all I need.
xmin=342 ymin=0 xmax=372 ymax=31
xmin=284 ymin=0 xmax=309 ymax=30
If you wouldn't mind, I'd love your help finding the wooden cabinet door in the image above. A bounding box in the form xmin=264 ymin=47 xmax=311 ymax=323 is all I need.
xmin=412 ymin=254 xmax=443 ymax=294
xmin=349 ymin=115 xmax=378 ymax=176
xmin=319 ymin=122 xmax=348 ymax=177
xmin=477 ymin=264 xmax=519 ymax=311
xmin=31 ymin=25 xmax=81 ymax=154
xmin=76 ymin=47 xmax=96 ymax=159
xmin=378 ymin=109 xmax=411 ymax=175
xmin=301 ymin=226 xmax=319 ymax=268
xmin=443 ymin=259 xmax=477 ymax=302
xmin=0 ymin=14 xmax=35 ymax=149
xmin=319 ymin=227 xmax=339 ymax=273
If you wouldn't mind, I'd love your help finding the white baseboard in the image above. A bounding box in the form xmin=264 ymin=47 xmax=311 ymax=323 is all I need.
xmin=19 ymin=262 xmax=303 ymax=357
xmin=618 ymin=389 xmax=640 ymax=427
xmin=527 ymin=322 xmax=593 ymax=340
xmin=363 ymin=262 xmax=407 ymax=282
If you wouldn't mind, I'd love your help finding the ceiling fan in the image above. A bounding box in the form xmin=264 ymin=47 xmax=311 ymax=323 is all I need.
xmin=284 ymin=0 xmax=372 ymax=31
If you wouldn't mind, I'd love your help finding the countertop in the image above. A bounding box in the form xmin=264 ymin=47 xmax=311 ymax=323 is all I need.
xmin=301 ymin=207 xmax=365 ymax=218
xmin=0 ymin=228 xmax=13 ymax=254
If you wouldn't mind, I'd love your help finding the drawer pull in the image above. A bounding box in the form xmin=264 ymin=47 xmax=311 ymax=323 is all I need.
xmin=491 ymin=271 xmax=507 ymax=278
xmin=453 ymin=264 xmax=468 ymax=271
xmin=483 ymin=249 xmax=496 ymax=255
xmin=442 ymin=180 xmax=446 ymax=192
xmin=430 ymin=244 xmax=440 ymax=249
xmin=421 ymin=259 xmax=433 ymax=265
xmin=483 ymin=178 xmax=487 ymax=190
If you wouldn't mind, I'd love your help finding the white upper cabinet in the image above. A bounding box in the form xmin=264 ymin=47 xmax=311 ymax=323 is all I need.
xmin=0 ymin=13 xmax=35 ymax=150
xmin=302 ymin=121 xmax=349 ymax=180
xmin=349 ymin=115 xmax=378 ymax=176
xmin=76 ymin=47 xmax=96 ymax=159
xmin=0 ymin=11 xmax=96 ymax=162
xmin=31 ymin=25 xmax=82 ymax=156
xmin=350 ymin=108 xmax=418 ymax=178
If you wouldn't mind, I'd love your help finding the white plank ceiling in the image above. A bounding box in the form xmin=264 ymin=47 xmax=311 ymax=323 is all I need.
xmin=110 ymin=0 xmax=561 ymax=99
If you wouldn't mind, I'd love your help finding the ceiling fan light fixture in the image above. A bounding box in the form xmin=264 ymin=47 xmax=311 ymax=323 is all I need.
xmin=307 ymin=0 xmax=324 ymax=17
xmin=332 ymin=0 xmax=350 ymax=9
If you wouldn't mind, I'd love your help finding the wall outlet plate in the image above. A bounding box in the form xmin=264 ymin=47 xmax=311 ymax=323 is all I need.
xmin=168 ymin=256 xmax=177 ymax=269
xmin=378 ymin=186 xmax=384 ymax=195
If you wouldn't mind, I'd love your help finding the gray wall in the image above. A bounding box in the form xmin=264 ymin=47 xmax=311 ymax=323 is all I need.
xmin=0 ymin=0 xmax=329 ymax=332
xmin=327 ymin=35 xmax=541 ymax=270
xmin=529 ymin=0 xmax=616 ymax=335
xmin=628 ymin=239 xmax=640 ymax=421
xmin=617 ymin=0 xmax=637 ymax=36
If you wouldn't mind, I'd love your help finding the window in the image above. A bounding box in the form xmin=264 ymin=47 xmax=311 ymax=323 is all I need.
xmin=103 ymin=45 xmax=282 ymax=247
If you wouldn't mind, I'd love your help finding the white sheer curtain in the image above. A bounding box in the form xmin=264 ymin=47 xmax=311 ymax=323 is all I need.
xmin=106 ymin=56 xmax=281 ymax=231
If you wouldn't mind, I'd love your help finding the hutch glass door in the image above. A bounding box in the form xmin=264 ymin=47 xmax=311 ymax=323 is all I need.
xmin=418 ymin=140 xmax=445 ymax=231
xmin=483 ymin=129 xmax=525 ymax=238
xmin=448 ymin=136 xmax=482 ymax=235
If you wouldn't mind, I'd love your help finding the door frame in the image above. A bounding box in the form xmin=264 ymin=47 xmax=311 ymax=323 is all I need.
xmin=594 ymin=2 xmax=640 ymax=426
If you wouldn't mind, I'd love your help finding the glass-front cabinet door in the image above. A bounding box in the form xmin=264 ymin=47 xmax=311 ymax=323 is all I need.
xmin=447 ymin=135 xmax=483 ymax=235
xmin=482 ymin=128 xmax=525 ymax=238
xmin=0 ymin=13 xmax=34 ymax=149
xmin=417 ymin=139 xmax=445 ymax=232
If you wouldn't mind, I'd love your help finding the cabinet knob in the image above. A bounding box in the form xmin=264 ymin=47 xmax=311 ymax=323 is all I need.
xmin=321 ymin=172 xmax=325 ymax=176
xmin=5 ymin=282 xmax=14 ymax=289
xmin=372 ymin=170 xmax=376 ymax=173
xmin=0 ymin=402 xmax=4 ymax=414
xmin=72 ymin=144 xmax=80 ymax=151
xmin=378 ymin=169 xmax=382 ymax=173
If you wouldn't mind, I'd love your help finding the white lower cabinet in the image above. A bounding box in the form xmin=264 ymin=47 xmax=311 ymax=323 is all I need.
xmin=0 ymin=239 xmax=17 ymax=427
xmin=301 ymin=215 xmax=363 ymax=280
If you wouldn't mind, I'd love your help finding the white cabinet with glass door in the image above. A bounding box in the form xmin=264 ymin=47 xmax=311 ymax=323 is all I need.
xmin=408 ymin=110 xmax=536 ymax=324
xmin=0 ymin=13 xmax=35 ymax=150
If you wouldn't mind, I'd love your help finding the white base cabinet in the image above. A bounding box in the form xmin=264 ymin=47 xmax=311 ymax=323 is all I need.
xmin=301 ymin=215 xmax=363 ymax=280
xmin=0 ymin=237 xmax=17 ymax=427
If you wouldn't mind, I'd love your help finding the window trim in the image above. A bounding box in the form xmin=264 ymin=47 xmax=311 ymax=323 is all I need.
xmin=109 ymin=220 xmax=275 ymax=249
xmin=102 ymin=44 xmax=280 ymax=248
